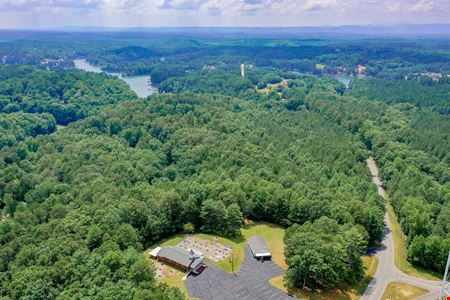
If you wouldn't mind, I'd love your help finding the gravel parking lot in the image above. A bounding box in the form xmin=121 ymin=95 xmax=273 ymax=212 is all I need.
xmin=185 ymin=245 xmax=294 ymax=300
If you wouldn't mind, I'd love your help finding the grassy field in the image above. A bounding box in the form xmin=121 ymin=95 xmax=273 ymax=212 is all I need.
xmin=380 ymin=282 xmax=428 ymax=300
xmin=242 ymin=221 xmax=287 ymax=269
xmin=194 ymin=233 xmax=245 ymax=273
xmin=166 ymin=222 xmax=287 ymax=273
xmin=387 ymin=203 xmax=441 ymax=280
xmin=269 ymin=255 xmax=379 ymax=300
xmin=195 ymin=222 xmax=286 ymax=272
xmin=257 ymin=79 xmax=289 ymax=95
xmin=159 ymin=265 xmax=190 ymax=297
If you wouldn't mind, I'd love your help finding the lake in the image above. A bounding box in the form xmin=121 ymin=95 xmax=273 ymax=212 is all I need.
xmin=334 ymin=76 xmax=352 ymax=88
xmin=74 ymin=59 xmax=157 ymax=98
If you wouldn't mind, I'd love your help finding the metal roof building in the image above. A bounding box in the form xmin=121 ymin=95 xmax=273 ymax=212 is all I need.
xmin=150 ymin=246 xmax=205 ymax=273
xmin=247 ymin=236 xmax=271 ymax=258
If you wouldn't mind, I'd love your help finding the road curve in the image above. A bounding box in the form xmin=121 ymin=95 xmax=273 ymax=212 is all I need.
xmin=361 ymin=157 xmax=441 ymax=300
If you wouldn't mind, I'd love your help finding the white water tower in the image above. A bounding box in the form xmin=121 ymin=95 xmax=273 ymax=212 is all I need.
xmin=240 ymin=64 xmax=245 ymax=78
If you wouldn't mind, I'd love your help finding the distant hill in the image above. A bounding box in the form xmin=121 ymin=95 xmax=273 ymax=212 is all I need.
xmin=54 ymin=24 xmax=450 ymax=38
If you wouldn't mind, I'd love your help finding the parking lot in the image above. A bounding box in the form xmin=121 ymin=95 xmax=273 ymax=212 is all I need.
xmin=184 ymin=245 xmax=293 ymax=300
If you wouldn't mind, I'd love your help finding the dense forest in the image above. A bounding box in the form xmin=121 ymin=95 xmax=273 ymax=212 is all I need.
xmin=162 ymin=65 xmax=449 ymax=278
xmin=2 ymin=31 xmax=450 ymax=80
xmin=349 ymin=77 xmax=450 ymax=115
xmin=0 ymin=31 xmax=449 ymax=298
xmin=304 ymin=82 xmax=450 ymax=273
xmin=0 ymin=90 xmax=385 ymax=297
xmin=0 ymin=112 xmax=56 ymax=150
xmin=0 ymin=66 xmax=136 ymax=125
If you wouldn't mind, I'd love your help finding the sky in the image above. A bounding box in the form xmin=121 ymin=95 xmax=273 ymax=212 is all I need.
xmin=0 ymin=0 xmax=449 ymax=28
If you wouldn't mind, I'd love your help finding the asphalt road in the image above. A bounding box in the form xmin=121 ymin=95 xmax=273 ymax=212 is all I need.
xmin=185 ymin=245 xmax=292 ymax=300
xmin=362 ymin=157 xmax=441 ymax=300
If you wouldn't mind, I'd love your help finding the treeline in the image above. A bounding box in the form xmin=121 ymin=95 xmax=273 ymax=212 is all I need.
xmin=158 ymin=70 xmax=255 ymax=97
xmin=2 ymin=31 xmax=450 ymax=80
xmin=348 ymin=77 xmax=450 ymax=115
xmin=158 ymin=69 xmax=344 ymax=107
xmin=401 ymin=110 xmax=450 ymax=163
xmin=0 ymin=112 xmax=56 ymax=150
xmin=85 ymin=38 xmax=450 ymax=80
xmin=0 ymin=92 xmax=383 ymax=297
xmin=285 ymin=217 xmax=368 ymax=290
xmin=304 ymin=79 xmax=450 ymax=273
xmin=0 ymin=65 xmax=136 ymax=125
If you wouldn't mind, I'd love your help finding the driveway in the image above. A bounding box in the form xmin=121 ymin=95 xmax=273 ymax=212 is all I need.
xmin=184 ymin=245 xmax=293 ymax=300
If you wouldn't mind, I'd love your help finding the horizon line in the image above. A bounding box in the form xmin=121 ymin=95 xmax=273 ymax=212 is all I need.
xmin=1 ymin=23 xmax=450 ymax=30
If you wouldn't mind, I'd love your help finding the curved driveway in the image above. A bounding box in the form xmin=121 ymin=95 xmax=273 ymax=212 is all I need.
xmin=362 ymin=157 xmax=441 ymax=300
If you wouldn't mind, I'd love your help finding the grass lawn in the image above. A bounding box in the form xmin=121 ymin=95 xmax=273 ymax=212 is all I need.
xmin=170 ymin=222 xmax=288 ymax=273
xmin=269 ymin=255 xmax=379 ymax=300
xmin=194 ymin=233 xmax=245 ymax=273
xmin=159 ymin=265 xmax=190 ymax=298
xmin=380 ymin=282 xmax=428 ymax=300
xmin=242 ymin=221 xmax=287 ymax=269
xmin=387 ymin=203 xmax=441 ymax=280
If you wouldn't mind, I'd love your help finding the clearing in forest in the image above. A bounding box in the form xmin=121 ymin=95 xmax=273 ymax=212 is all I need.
xmin=144 ymin=221 xmax=287 ymax=298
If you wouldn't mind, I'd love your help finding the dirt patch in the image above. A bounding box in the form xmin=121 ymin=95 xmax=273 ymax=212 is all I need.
xmin=152 ymin=260 xmax=180 ymax=280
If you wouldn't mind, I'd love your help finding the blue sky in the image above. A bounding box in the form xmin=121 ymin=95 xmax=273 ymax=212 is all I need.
xmin=0 ymin=0 xmax=449 ymax=28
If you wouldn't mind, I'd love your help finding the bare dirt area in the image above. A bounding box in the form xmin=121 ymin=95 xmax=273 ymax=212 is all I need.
xmin=152 ymin=260 xmax=180 ymax=280
xmin=177 ymin=235 xmax=232 ymax=262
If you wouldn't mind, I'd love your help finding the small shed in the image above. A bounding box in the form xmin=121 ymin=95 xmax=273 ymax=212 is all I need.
xmin=247 ymin=236 xmax=271 ymax=258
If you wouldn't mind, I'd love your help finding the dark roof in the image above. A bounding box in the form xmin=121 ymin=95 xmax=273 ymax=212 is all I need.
xmin=247 ymin=236 xmax=271 ymax=257
xmin=157 ymin=246 xmax=203 ymax=270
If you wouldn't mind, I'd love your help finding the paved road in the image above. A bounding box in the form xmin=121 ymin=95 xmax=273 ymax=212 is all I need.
xmin=185 ymin=245 xmax=293 ymax=300
xmin=362 ymin=157 xmax=441 ymax=300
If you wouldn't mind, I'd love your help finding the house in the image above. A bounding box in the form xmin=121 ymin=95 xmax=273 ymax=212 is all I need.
xmin=356 ymin=65 xmax=366 ymax=73
xmin=149 ymin=246 xmax=205 ymax=274
xmin=247 ymin=236 xmax=271 ymax=258
xmin=202 ymin=65 xmax=216 ymax=71
xmin=421 ymin=72 xmax=443 ymax=81
xmin=315 ymin=63 xmax=325 ymax=71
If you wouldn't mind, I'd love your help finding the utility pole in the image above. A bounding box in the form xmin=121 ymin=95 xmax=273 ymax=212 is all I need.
xmin=440 ymin=251 xmax=450 ymax=300
xmin=231 ymin=252 xmax=235 ymax=275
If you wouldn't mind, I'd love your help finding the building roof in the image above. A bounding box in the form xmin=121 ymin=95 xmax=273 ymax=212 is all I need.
xmin=157 ymin=246 xmax=204 ymax=270
xmin=247 ymin=236 xmax=271 ymax=257
xmin=149 ymin=247 xmax=162 ymax=257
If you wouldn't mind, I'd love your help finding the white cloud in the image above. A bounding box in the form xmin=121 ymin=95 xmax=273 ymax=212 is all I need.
xmin=384 ymin=1 xmax=402 ymax=12
xmin=156 ymin=0 xmax=208 ymax=10
xmin=0 ymin=0 xmax=448 ymax=27
xmin=409 ymin=0 xmax=434 ymax=11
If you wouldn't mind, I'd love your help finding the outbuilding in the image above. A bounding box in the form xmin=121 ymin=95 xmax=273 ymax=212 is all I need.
xmin=247 ymin=236 xmax=271 ymax=258
xmin=149 ymin=246 xmax=205 ymax=274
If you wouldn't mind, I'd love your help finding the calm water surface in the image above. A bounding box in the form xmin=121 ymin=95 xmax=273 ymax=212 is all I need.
xmin=74 ymin=59 xmax=157 ymax=98
xmin=334 ymin=76 xmax=352 ymax=88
